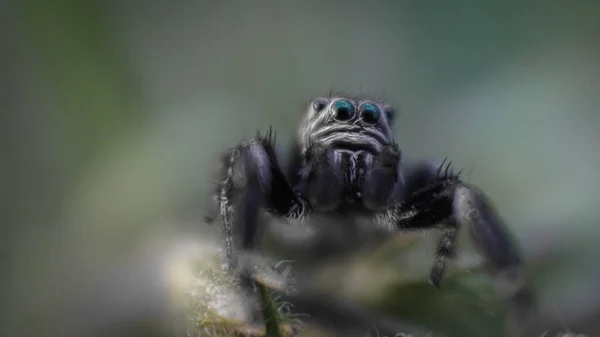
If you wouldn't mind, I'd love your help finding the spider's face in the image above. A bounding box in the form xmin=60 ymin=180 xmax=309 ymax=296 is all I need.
xmin=299 ymin=97 xmax=396 ymax=154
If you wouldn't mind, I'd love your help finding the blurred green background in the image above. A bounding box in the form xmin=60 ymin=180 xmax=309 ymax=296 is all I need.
xmin=2 ymin=1 xmax=600 ymax=336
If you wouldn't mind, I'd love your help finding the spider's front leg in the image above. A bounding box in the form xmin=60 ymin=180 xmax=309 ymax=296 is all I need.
xmin=376 ymin=163 xmax=523 ymax=288
xmin=208 ymin=129 xmax=306 ymax=273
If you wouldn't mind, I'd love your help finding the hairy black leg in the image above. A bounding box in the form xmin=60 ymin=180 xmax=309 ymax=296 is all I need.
xmin=451 ymin=183 xmax=535 ymax=337
xmin=452 ymin=184 xmax=523 ymax=272
xmin=209 ymin=128 xmax=307 ymax=272
xmin=376 ymin=161 xmax=523 ymax=288
xmin=206 ymin=129 xmax=308 ymax=328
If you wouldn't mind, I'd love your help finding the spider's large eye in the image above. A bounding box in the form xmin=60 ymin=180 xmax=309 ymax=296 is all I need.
xmin=332 ymin=99 xmax=355 ymax=121
xmin=359 ymin=102 xmax=381 ymax=124
xmin=312 ymin=98 xmax=328 ymax=113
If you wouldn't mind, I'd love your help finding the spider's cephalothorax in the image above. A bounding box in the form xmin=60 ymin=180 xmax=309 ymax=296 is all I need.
xmin=207 ymin=94 xmax=524 ymax=290
xmin=295 ymin=97 xmax=399 ymax=212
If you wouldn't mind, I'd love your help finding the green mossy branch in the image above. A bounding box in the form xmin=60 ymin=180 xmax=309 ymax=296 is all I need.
xmin=180 ymin=251 xmax=300 ymax=337
xmin=179 ymin=233 xmax=541 ymax=337
xmin=258 ymin=283 xmax=285 ymax=337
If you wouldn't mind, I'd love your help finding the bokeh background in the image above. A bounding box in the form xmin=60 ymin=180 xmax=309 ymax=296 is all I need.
xmin=2 ymin=1 xmax=600 ymax=336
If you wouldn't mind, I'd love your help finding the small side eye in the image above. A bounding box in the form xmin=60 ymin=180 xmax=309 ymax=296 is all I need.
xmin=359 ymin=102 xmax=381 ymax=124
xmin=332 ymin=99 xmax=355 ymax=121
xmin=384 ymin=106 xmax=395 ymax=122
xmin=312 ymin=98 xmax=328 ymax=113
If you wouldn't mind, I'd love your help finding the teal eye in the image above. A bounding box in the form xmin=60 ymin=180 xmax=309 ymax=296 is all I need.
xmin=332 ymin=99 xmax=355 ymax=121
xmin=359 ymin=102 xmax=381 ymax=124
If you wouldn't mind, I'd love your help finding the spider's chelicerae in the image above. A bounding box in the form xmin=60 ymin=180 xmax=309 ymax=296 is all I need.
xmin=207 ymin=93 xmax=523 ymax=291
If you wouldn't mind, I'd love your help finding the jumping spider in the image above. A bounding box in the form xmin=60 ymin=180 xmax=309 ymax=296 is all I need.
xmin=207 ymin=93 xmax=524 ymax=292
